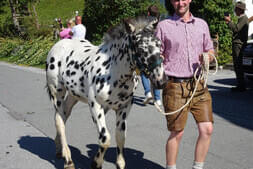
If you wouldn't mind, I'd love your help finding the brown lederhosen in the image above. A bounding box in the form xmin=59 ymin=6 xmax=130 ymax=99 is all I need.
xmin=162 ymin=77 xmax=213 ymax=131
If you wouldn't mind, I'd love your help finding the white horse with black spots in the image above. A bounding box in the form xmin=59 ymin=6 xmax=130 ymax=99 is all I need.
xmin=46 ymin=16 xmax=164 ymax=169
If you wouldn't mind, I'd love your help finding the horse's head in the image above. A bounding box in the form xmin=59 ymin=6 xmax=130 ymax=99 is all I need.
xmin=124 ymin=16 xmax=165 ymax=89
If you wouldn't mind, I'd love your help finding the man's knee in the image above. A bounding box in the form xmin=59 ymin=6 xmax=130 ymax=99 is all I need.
xmin=198 ymin=122 xmax=213 ymax=137
xmin=170 ymin=130 xmax=184 ymax=141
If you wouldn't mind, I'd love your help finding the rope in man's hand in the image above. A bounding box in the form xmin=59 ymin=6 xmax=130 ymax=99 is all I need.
xmin=154 ymin=52 xmax=218 ymax=116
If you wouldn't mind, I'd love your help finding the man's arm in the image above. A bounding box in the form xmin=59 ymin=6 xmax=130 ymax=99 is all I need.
xmin=227 ymin=16 xmax=248 ymax=33
xmin=249 ymin=16 xmax=253 ymax=23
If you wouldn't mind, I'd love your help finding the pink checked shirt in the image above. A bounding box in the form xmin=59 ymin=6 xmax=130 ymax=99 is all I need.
xmin=155 ymin=14 xmax=214 ymax=78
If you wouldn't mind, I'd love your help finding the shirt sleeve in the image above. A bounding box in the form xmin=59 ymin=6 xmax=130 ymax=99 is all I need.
xmin=59 ymin=30 xmax=65 ymax=39
xmin=228 ymin=16 xmax=248 ymax=34
xmin=203 ymin=22 xmax=214 ymax=52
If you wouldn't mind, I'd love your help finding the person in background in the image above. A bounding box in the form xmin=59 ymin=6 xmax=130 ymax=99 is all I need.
xmin=224 ymin=1 xmax=249 ymax=92
xmin=69 ymin=16 xmax=86 ymax=39
xmin=57 ymin=18 xmax=64 ymax=31
xmin=59 ymin=20 xmax=74 ymax=39
xmin=141 ymin=4 xmax=162 ymax=107
xmin=155 ymin=0 xmax=215 ymax=169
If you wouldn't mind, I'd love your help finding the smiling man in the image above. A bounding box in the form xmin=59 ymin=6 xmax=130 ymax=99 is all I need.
xmin=155 ymin=0 xmax=215 ymax=169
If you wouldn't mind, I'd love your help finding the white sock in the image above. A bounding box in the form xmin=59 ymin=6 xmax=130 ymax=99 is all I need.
xmin=166 ymin=164 xmax=176 ymax=169
xmin=192 ymin=161 xmax=204 ymax=169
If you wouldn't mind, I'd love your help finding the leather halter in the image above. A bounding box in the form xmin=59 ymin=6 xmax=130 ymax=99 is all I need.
xmin=129 ymin=35 xmax=163 ymax=77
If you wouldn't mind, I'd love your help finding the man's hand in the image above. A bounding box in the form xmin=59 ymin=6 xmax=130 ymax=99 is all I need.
xmin=199 ymin=51 xmax=215 ymax=64
xmin=208 ymin=51 xmax=215 ymax=63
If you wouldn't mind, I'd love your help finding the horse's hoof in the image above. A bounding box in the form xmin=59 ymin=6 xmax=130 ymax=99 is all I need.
xmin=56 ymin=152 xmax=62 ymax=159
xmin=116 ymin=164 xmax=125 ymax=169
xmin=91 ymin=161 xmax=102 ymax=169
xmin=64 ymin=161 xmax=75 ymax=169
xmin=64 ymin=166 xmax=75 ymax=169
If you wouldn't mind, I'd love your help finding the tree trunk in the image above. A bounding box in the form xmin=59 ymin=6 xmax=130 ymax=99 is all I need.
xmin=32 ymin=4 xmax=40 ymax=29
xmin=8 ymin=0 xmax=22 ymax=36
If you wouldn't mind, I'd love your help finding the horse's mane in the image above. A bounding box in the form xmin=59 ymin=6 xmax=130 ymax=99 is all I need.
xmin=103 ymin=16 xmax=155 ymax=43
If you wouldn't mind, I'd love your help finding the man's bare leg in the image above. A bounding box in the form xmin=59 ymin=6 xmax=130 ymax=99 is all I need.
xmin=166 ymin=130 xmax=184 ymax=168
xmin=193 ymin=122 xmax=213 ymax=169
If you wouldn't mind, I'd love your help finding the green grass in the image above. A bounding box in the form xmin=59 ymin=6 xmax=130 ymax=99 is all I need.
xmin=36 ymin=0 xmax=85 ymax=26
xmin=0 ymin=0 xmax=85 ymax=68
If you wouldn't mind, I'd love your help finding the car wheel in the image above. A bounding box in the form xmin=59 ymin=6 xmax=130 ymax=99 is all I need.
xmin=246 ymin=75 xmax=253 ymax=81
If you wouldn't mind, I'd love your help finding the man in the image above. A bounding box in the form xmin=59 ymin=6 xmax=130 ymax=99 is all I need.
xmin=225 ymin=1 xmax=249 ymax=92
xmin=69 ymin=16 xmax=86 ymax=39
xmin=155 ymin=0 xmax=215 ymax=169
xmin=141 ymin=4 xmax=162 ymax=106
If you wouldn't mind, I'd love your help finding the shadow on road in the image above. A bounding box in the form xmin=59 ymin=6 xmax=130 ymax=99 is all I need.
xmin=133 ymin=95 xmax=146 ymax=106
xmin=17 ymin=136 xmax=64 ymax=169
xmin=208 ymin=78 xmax=253 ymax=130
xmin=18 ymin=136 xmax=164 ymax=169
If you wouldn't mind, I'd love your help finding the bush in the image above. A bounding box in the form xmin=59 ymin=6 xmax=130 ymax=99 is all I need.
xmin=0 ymin=36 xmax=56 ymax=68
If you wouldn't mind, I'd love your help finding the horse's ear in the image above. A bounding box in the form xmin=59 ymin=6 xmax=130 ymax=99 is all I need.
xmin=123 ymin=18 xmax=135 ymax=34
xmin=146 ymin=18 xmax=159 ymax=31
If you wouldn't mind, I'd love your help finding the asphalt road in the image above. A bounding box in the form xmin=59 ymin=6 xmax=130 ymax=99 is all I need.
xmin=0 ymin=61 xmax=253 ymax=169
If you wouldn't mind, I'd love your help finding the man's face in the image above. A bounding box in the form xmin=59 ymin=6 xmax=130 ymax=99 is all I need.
xmin=170 ymin=0 xmax=192 ymax=16
xmin=234 ymin=7 xmax=241 ymax=16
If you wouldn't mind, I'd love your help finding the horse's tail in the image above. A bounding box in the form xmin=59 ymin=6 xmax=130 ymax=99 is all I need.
xmin=45 ymin=39 xmax=69 ymax=104
xmin=45 ymin=83 xmax=54 ymax=101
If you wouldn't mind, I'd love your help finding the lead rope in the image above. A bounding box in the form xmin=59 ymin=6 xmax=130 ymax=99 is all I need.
xmin=154 ymin=53 xmax=218 ymax=116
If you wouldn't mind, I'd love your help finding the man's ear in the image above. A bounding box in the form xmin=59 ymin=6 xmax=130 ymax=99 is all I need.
xmin=124 ymin=18 xmax=135 ymax=34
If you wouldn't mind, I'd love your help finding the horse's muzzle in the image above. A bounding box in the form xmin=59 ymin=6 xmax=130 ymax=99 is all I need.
xmin=150 ymin=73 xmax=168 ymax=89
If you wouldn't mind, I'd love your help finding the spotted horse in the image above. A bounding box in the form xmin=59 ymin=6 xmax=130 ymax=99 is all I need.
xmin=46 ymin=16 xmax=164 ymax=169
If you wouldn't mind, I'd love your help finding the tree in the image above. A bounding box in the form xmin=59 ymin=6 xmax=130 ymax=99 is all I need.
xmin=83 ymin=0 xmax=166 ymax=45
xmin=192 ymin=0 xmax=235 ymax=65
xmin=9 ymin=0 xmax=22 ymax=36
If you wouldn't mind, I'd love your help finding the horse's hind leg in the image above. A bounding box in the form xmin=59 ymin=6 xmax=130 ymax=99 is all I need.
xmin=48 ymin=83 xmax=77 ymax=169
xmin=55 ymin=94 xmax=77 ymax=153
xmin=115 ymin=102 xmax=132 ymax=169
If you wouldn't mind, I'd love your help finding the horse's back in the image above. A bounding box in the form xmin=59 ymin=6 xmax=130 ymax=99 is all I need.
xmin=47 ymin=39 xmax=86 ymax=60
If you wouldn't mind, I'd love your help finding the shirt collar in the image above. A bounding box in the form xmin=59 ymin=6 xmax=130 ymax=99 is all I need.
xmin=172 ymin=13 xmax=195 ymax=24
xmin=239 ymin=14 xmax=245 ymax=18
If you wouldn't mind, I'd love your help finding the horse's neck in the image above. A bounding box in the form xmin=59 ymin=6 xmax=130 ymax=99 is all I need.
xmin=102 ymin=37 xmax=135 ymax=82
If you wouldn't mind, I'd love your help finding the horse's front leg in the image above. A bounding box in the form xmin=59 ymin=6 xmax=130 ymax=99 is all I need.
xmin=115 ymin=101 xmax=132 ymax=169
xmin=89 ymin=100 xmax=111 ymax=169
